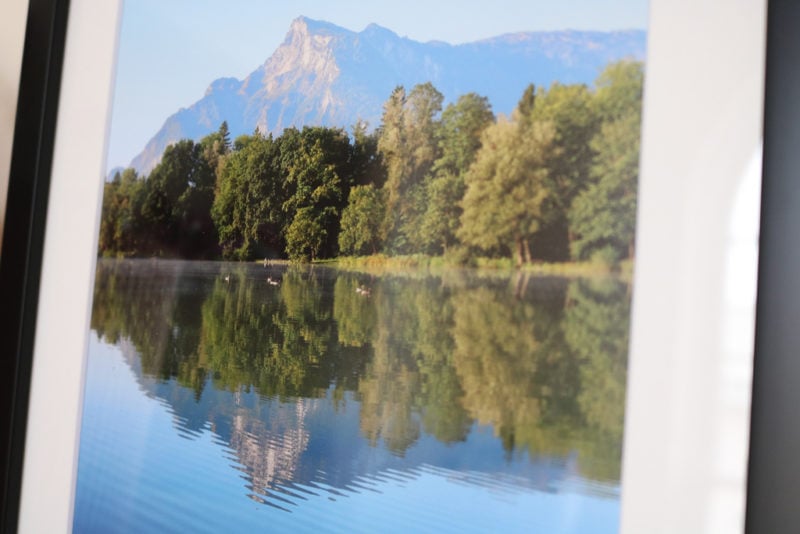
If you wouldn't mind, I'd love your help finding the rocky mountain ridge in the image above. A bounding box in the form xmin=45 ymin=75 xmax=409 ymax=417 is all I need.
xmin=128 ymin=16 xmax=646 ymax=175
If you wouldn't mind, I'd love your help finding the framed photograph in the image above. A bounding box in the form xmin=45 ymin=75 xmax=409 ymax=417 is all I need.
xmin=0 ymin=0 xmax=771 ymax=532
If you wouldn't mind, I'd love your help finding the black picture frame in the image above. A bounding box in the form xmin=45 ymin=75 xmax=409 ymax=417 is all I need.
xmin=0 ymin=0 xmax=70 ymax=531
xmin=746 ymin=0 xmax=800 ymax=531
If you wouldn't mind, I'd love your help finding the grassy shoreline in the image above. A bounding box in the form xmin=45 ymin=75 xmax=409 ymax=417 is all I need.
xmin=305 ymin=254 xmax=633 ymax=280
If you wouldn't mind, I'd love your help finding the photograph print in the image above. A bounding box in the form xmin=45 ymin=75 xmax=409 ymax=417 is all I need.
xmin=74 ymin=1 xmax=647 ymax=532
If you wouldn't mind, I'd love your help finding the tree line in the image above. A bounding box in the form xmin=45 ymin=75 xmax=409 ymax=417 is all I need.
xmin=100 ymin=60 xmax=643 ymax=265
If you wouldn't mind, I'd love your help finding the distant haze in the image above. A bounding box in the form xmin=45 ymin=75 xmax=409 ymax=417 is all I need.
xmin=122 ymin=17 xmax=646 ymax=175
xmin=106 ymin=1 xmax=648 ymax=171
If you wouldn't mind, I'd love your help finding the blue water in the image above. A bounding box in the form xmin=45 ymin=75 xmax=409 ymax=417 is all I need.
xmin=73 ymin=260 xmax=626 ymax=533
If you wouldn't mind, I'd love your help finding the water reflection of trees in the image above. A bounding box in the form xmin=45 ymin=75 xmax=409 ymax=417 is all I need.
xmin=91 ymin=260 xmax=629 ymax=483
xmin=199 ymin=267 xmax=345 ymax=398
xmin=91 ymin=260 xmax=209 ymax=398
xmin=564 ymin=278 xmax=629 ymax=480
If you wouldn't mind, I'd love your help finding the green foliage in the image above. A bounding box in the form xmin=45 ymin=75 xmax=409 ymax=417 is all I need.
xmin=418 ymin=170 xmax=465 ymax=254
xmin=212 ymin=131 xmax=284 ymax=260
xmin=570 ymin=61 xmax=643 ymax=261
xmin=459 ymin=118 xmax=554 ymax=265
xmin=338 ymin=185 xmax=386 ymax=255
xmin=279 ymin=126 xmax=352 ymax=259
xmin=403 ymin=82 xmax=444 ymax=169
xmin=98 ymin=124 xmax=230 ymax=258
xmin=418 ymin=93 xmax=494 ymax=254
xmin=285 ymin=206 xmax=328 ymax=261
xmin=434 ymin=93 xmax=494 ymax=176
xmin=524 ymin=83 xmax=599 ymax=261
xmin=593 ymin=60 xmax=645 ymax=123
xmin=139 ymin=139 xmax=218 ymax=257
xmin=378 ymin=83 xmax=444 ymax=253
xmin=199 ymin=121 xmax=232 ymax=173
xmin=351 ymin=120 xmax=384 ymax=187
xmin=98 ymin=60 xmax=643 ymax=266
xmin=98 ymin=168 xmax=145 ymax=255
xmin=517 ymin=84 xmax=537 ymax=121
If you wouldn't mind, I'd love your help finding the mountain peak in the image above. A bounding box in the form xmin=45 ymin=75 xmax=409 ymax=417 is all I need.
xmin=360 ymin=22 xmax=401 ymax=42
xmin=126 ymin=23 xmax=646 ymax=174
xmin=289 ymin=16 xmax=349 ymax=38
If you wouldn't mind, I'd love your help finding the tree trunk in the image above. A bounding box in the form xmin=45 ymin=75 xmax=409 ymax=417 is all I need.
xmin=523 ymin=239 xmax=532 ymax=264
xmin=515 ymin=236 xmax=525 ymax=267
xmin=568 ymin=230 xmax=576 ymax=260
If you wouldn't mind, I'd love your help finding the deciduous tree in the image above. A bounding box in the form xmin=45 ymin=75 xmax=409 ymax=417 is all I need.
xmin=459 ymin=118 xmax=555 ymax=265
xmin=212 ymin=132 xmax=284 ymax=260
xmin=338 ymin=185 xmax=386 ymax=255
xmin=420 ymin=93 xmax=494 ymax=253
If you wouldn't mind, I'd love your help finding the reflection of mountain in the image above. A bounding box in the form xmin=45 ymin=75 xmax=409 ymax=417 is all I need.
xmin=91 ymin=259 xmax=629 ymax=508
xmin=229 ymin=401 xmax=310 ymax=503
xmin=126 ymin=367 xmax=603 ymax=509
xmin=129 ymin=17 xmax=646 ymax=173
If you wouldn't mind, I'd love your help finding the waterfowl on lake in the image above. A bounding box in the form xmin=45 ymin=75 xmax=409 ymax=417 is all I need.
xmin=267 ymin=276 xmax=280 ymax=286
xmin=356 ymin=286 xmax=371 ymax=296
xmin=224 ymin=275 xmax=230 ymax=283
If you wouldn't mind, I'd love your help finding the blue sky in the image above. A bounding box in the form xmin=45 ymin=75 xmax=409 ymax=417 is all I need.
xmin=107 ymin=0 xmax=649 ymax=170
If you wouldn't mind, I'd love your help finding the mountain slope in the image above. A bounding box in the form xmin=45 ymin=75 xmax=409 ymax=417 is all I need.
xmin=129 ymin=16 xmax=646 ymax=174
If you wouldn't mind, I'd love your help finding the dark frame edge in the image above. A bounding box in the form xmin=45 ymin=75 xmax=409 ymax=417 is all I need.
xmin=0 ymin=0 xmax=71 ymax=530
xmin=746 ymin=0 xmax=800 ymax=531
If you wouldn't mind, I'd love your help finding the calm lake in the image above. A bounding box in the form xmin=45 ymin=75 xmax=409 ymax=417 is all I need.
xmin=73 ymin=259 xmax=629 ymax=533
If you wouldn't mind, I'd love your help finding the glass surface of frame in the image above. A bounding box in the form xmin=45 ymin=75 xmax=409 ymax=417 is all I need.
xmin=4 ymin=1 xmax=768 ymax=534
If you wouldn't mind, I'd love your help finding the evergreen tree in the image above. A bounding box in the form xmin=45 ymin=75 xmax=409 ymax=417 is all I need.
xmin=350 ymin=120 xmax=385 ymax=187
xmin=219 ymin=120 xmax=231 ymax=150
xmin=377 ymin=83 xmax=443 ymax=253
xmin=517 ymin=84 xmax=537 ymax=124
